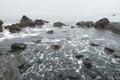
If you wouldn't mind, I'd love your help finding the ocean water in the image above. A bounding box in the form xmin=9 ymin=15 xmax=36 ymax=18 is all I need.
xmin=0 ymin=15 xmax=120 ymax=80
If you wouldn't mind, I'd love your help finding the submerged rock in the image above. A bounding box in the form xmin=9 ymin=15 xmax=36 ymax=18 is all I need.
xmin=76 ymin=21 xmax=94 ymax=28
xmin=83 ymin=58 xmax=92 ymax=69
xmin=75 ymin=55 xmax=83 ymax=59
xmin=20 ymin=15 xmax=34 ymax=27
xmin=95 ymin=18 xmax=110 ymax=29
xmin=11 ymin=43 xmax=27 ymax=51
xmin=104 ymin=47 xmax=115 ymax=54
xmin=53 ymin=22 xmax=66 ymax=27
xmin=89 ymin=43 xmax=99 ymax=46
xmin=47 ymin=30 xmax=54 ymax=34
xmin=8 ymin=23 xmax=22 ymax=33
xmin=71 ymin=26 xmax=75 ymax=28
xmin=52 ymin=44 xmax=60 ymax=50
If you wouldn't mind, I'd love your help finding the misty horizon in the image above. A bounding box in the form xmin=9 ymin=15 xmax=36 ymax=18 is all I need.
xmin=0 ymin=0 xmax=120 ymax=15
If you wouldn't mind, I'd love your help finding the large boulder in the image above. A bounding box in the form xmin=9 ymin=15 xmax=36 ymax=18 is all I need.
xmin=11 ymin=43 xmax=27 ymax=51
xmin=94 ymin=18 xmax=110 ymax=29
xmin=53 ymin=22 xmax=66 ymax=27
xmin=0 ymin=55 xmax=23 ymax=80
xmin=20 ymin=15 xmax=34 ymax=27
xmin=7 ymin=23 xmax=22 ymax=33
xmin=76 ymin=21 xmax=94 ymax=28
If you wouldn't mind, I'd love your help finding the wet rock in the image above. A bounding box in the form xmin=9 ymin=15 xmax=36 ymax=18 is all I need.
xmin=95 ymin=18 xmax=110 ymax=29
xmin=52 ymin=44 xmax=60 ymax=50
xmin=90 ymin=43 xmax=99 ymax=46
xmin=106 ymin=22 xmax=120 ymax=34
xmin=8 ymin=23 xmax=22 ymax=33
xmin=34 ymin=19 xmax=45 ymax=26
xmin=20 ymin=15 xmax=34 ymax=27
xmin=94 ymin=75 xmax=102 ymax=80
xmin=75 ymin=55 xmax=83 ymax=59
xmin=0 ymin=19 xmax=3 ymax=26
xmin=0 ymin=55 xmax=23 ymax=80
xmin=11 ymin=43 xmax=27 ymax=51
xmin=104 ymin=47 xmax=115 ymax=54
xmin=76 ymin=21 xmax=94 ymax=28
xmin=32 ymin=40 xmax=41 ymax=43
xmin=0 ymin=26 xmax=3 ymax=32
xmin=83 ymin=58 xmax=92 ymax=69
xmin=71 ymin=26 xmax=75 ymax=28
xmin=53 ymin=22 xmax=66 ymax=27
xmin=0 ymin=20 xmax=3 ymax=32
xmin=47 ymin=30 xmax=54 ymax=34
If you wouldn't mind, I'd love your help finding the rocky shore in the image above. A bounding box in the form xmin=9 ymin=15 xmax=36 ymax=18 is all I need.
xmin=0 ymin=15 xmax=120 ymax=80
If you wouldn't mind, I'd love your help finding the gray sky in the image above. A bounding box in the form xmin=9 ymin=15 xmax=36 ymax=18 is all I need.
xmin=0 ymin=0 xmax=119 ymax=15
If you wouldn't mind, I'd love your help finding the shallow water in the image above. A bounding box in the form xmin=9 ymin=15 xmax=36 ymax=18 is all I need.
xmin=0 ymin=15 xmax=120 ymax=80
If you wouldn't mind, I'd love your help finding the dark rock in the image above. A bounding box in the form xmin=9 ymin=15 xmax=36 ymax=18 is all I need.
xmin=52 ymin=44 xmax=60 ymax=50
xmin=47 ymin=30 xmax=54 ymax=34
xmin=106 ymin=22 xmax=120 ymax=34
xmin=40 ymin=19 xmax=49 ymax=23
xmin=104 ymin=47 xmax=115 ymax=54
xmin=20 ymin=15 xmax=34 ymax=27
xmin=75 ymin=55 xmax=83 ymax=59
xmin=71 ymin=26 xmax=75 ymax=28
xmin=53 ymin=22 xmax=66 ymax=27
xmin=83 ymin=58 xmax=92 ymax=69
xmin=0 ymin=55 xmax=23 ymax=80
xmin=0 ymin=19 xmax=3 ymax=26
xmin=32 ymin=40 xmax=41 ymax=43
xmin=0 ymin=26 xmax=3 ymax=32
xmin=11 ymin=43 xmax=27 ymax=51
xmin=5 ymin=25 xmax=11 ymax=29
xmin=95 ymin=18 xmax=110 ymax=29
xmin=8 ymin=23 xmax=22 ymax=33
xmin=90 ymin=43 xmax=99 ymax=46
xmin=34 ymin=19 xmax=45 ymax=26
xmin=76 ymin=21 xmax=94 ymax=28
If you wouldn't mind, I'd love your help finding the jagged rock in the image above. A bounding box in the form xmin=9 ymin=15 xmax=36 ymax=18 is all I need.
xmin=52 ymin=44 xmax=60 ymax=50
xmin=0 ymin=55 xmax=23 ymax=80
xmin=95 ymin=18 xmax=110 ymax=29
xmin=34 ymin=19 xmax=45 ymax=26
xmin=8 ymin=23 xmax=22 ymax=33
xmin=76 ymin=21 xmax=94 ymax=28
xmin=11 ymin=43 xmax=27 ymax=51
xmin=104 ymin=47 xmax=115 ymax=54
xmin=20 ymin=15 xmax=34 ymax=27
xmin=83 ymin=58 xmax=92 ymax=69
xmin=0 ymin=19 xmax=3 ymax=26
xmin=47 ymin=30 xmax=54 ymax=34
xmin=53 ymin=22 xmax=66 ymax=27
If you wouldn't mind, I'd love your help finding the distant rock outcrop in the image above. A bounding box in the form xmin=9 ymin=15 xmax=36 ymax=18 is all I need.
xmin=76 ymin=21 xmax=94 ymax=28
xmin=53 ymin=22 xmax=66 ymax=27
xmin=20 ymin=15 xmax=34 ymax=27
xmin=94 ymin=18 xmax=110 ymax=29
